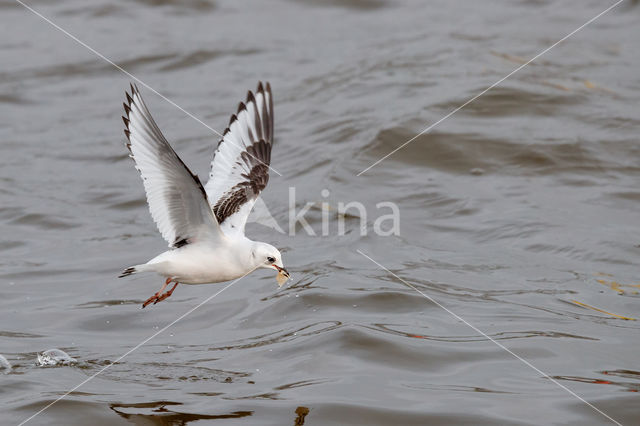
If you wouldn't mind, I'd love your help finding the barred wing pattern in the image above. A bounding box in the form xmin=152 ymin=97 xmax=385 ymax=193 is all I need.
xmin=204 ymin=82 xmax=274 ymax=238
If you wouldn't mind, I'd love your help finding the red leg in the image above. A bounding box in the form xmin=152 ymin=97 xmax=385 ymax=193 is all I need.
xmin=154 ymin=282 xmax=179 ymax=304
xmin=142 ymin=277 xmax=172 ymax=308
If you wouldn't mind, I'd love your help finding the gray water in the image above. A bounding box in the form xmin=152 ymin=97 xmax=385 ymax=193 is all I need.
xmin=1 ymin=0 xmax=640 ymax=425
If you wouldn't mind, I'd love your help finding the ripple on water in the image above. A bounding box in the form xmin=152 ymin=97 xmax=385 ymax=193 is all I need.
xmin=360 ymin=127 xmax=614 ymax=176
xmin=2 ymin=1 xmax=639 ymax=425
xmin=83 ymin=359 xmax=251 ymax=385
xmin=10 ymin=213 xmax=78 ymax=230
xmin=253 ymin=290 xmax=436 ymax=323
xmin=433 ymin=86 xmax=588 ymax=118
xmin=291 ymin=0 xmax=389 ymax=11
xmin=130 ymin=0 xmax=216 ymax=13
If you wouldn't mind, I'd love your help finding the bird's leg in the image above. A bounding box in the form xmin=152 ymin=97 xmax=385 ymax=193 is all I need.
xmin=142 ymin=277 xmax=172 ymax=308
xmin=154 ymin=282 xmax=179 ymax=304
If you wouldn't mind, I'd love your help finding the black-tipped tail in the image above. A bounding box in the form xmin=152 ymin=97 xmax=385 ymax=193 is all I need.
xmin=118 ymin=267 xmax=137 ymax=278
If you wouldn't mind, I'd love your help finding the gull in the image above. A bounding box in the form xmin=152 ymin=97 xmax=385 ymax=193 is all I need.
xmin=118 ymin=82 xmax=289 ymax=308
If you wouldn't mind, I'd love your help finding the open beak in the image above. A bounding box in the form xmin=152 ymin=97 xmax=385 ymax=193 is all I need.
xmin=274 ymin=265 xmax=290 ymax=287
xmin=274 ymin=265 xmax=290 ymax=278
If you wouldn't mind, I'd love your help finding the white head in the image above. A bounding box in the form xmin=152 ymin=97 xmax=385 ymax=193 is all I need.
xmin=252 ymin=242 xmax=289 ymax=283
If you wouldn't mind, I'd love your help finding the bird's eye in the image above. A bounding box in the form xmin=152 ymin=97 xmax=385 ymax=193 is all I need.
xmin=267 ymin=256 xmax=276 ymax=263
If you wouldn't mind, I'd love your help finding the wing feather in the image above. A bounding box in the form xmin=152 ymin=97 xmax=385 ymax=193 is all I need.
xmin=123 ymin=84 xmax=221 ymax=248
xmin=204 ymin=82 xmax=274 ymax=238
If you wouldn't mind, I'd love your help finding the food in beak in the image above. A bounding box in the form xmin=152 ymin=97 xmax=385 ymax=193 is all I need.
xmin=275 ymin=267 xmax=290 ymax=287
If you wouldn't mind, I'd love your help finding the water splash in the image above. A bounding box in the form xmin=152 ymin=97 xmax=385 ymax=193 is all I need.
xmin=0 ymin=355 xmax=11 ymax=373
xmin=37 ymin=349 xmax=77 ymax=366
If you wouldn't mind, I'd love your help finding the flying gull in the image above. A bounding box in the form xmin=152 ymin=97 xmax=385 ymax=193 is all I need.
xmin=118 ymin=82 xmax=289 ymax=308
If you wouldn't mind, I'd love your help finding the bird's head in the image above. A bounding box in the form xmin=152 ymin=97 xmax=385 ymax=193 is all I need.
xmin=253 ymin=242 xmax=289 ymax=286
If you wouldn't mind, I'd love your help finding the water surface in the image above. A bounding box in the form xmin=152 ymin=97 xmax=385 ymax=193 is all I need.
xmin=1 ymin=0 xmax=639 ymax=424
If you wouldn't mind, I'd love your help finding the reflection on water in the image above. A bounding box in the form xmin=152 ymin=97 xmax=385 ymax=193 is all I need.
xmin=1 ymin=0 xmax=640 ymax=424
xmin=553 ymin=373 xmax=640 ymax=394
xmin=294 ymin=406 xmax=310 ymax=425
xmin=110 ymin=401 xmax=253 ymax=423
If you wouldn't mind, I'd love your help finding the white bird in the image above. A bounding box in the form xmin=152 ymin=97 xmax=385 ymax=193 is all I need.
xmin=118 ymin=82 xmax=289 ymax=308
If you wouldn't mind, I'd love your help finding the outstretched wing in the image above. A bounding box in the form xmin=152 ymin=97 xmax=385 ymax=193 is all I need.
xmin=204 ymin=81 xmax=274 ymax=238
xmin=123 ymin=84 xmax=221 ymax=248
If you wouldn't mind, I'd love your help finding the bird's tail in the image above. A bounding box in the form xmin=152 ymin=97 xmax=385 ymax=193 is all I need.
xmin=118 ymin=264 xmax=150 ymax=278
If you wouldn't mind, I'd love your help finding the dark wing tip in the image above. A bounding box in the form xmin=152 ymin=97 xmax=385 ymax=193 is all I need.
xmin=122 ymin=86 xmax=136 ymax=148
xmin=246 ymin=90 xmax=255 ymax=105
xmin=237 ymin=101 xmax=246 ymax=114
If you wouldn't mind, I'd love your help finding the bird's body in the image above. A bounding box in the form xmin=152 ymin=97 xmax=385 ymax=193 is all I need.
xmin=132 ymin=237 xmax=255 ymax=284
xmin=118 ymin=82 xmax=289 ymax=307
